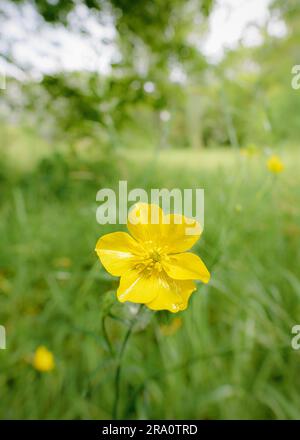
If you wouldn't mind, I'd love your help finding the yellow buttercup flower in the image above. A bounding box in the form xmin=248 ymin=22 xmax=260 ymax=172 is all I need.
xmin=267 ymin=155 xmax=284 ymax=174
xmin=95 ymin=203 xmax=210 ymax=313
xmin=33 ymin=346 xmax=55 ymax=372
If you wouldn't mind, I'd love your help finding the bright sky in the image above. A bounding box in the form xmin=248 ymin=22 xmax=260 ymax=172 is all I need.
xmin=202 ymin=0 xmax=272 ymax=60
xmin=0 ymin=0 xmax=286 ymax=76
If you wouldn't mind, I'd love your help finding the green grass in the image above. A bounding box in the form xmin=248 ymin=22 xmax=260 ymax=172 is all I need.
xmin=1 ymin=143 xmax=300 ymax=419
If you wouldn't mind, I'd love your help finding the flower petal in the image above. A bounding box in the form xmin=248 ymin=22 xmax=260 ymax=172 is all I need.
xmin=177 ymin=280 xmax=197 ymax=311
xmin=127 ymin=203 xmax=164 ymax=248
xmin=147 ymin=276 xmax=196 ymax=313
xmin=163 ymin=252 xmax=210 ymax=283
xmin=117 ymin=267 xmax=198 ymax=312
xmin=161 ymin=214 xmax=202 ymax=253
xmin=95 ymin=232 xmax=142 ymax=276
xmin=117 ymin=268 xmax=161 ymax=304
xmin=128 ymin=204 xmax=202 ymax=254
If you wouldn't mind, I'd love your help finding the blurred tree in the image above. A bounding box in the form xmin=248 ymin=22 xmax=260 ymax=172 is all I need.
xmin=1 ymin=0 xmax=213 ymax=148
xmin=4 ymin=0 xmax=214 ymax=74
xmin=3 ymin=0 xmax=300 ymax=149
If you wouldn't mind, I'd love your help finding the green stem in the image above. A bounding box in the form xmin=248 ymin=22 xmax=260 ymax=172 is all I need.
xmin=112 ymin=305 xmax=141 ymax=419
xmin=102 ymin=315 xmax=114 ymax=356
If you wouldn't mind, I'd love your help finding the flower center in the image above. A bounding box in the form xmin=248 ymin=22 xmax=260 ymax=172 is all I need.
xmin=150 ymin=250 xmax=161 ymax=262
xmin=134 ymin=247 xmax=168 ymax=273
xmin=140 ymin=249 xmax=164 ymax=273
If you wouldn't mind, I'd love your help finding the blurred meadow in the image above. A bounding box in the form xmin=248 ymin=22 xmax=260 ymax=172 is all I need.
xmin=1 ymin=0 xmax=300 ymax=420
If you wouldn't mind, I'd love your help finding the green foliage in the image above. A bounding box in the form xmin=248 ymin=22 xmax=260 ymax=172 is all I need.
xmin=4 ymin=0 xmax=300 ymax=149
xmin=8 ymin=0 xmax=212 ymax=71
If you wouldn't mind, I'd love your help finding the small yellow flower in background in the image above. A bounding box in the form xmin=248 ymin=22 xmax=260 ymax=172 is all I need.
xmin=52 ymin=257 xmax=72 ymax=269
xmin=0 ymin=273 xmax=11 ymax=294
xmin=160 ymin=317 xmax=182 ymax=336
xmin=95 ymin=203 xmax=210 ymax=313
xmin=33 ymin=346 xmax=55 ymax=372
xmin=235 ymin=204 xmax=243 ymax=213
xmin=267 ymin=155 xmax=284 ymax=174
xmin=241 ymin=144 xmax=260 ymax=158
